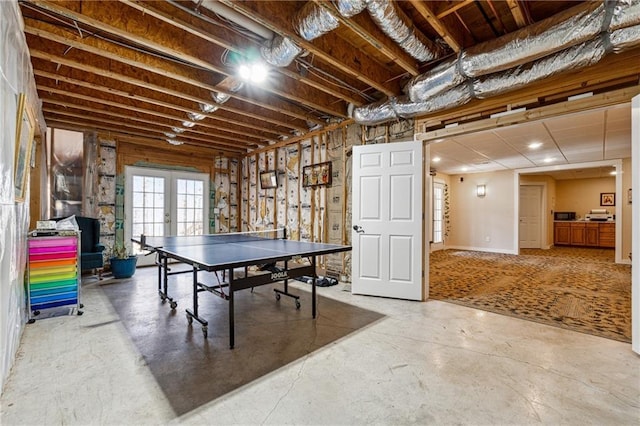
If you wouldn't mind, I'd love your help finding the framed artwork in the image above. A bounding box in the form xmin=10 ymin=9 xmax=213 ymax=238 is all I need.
xmin=259 ymin=170 xmax=278 ymax=189
xmin=14 ymin=93 xmax=35 ymax=202
xmin=302 ymin=161 xmax=332 ymax=187
xmin=600 ymin=192 xmax=615 ymax=207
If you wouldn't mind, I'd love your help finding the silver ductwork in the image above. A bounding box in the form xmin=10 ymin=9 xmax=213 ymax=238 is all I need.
xmin=611 ymin=0 xmax=640 ymax=29
xmin=472 ymin=38 xmax=607 ymax=99
xmin=353 ymin=0 xmax=640 ymax=126
xmin=260 ymin=35 xmax=302 ymax=67
xmin=295 ymin=2 xmax=340 ymax=41
xmin=334 ymin=0 xmax=368 ymax=18
xmin=610 ymin=24 xmax=640 ymax=51
xmin=366 ymin=0 xmax=442 ymax=62
xmin=459 ymin=1 xmax=605 ymax=78
xmin=405 ymin=59 xmax=464 ymax=102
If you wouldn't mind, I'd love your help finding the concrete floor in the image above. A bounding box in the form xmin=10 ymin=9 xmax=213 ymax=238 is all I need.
xmin=1 ymin=266 xmax=639 ymax=425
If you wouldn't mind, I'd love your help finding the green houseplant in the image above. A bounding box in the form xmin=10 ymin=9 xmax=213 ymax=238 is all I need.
xmin=108 ymin=241 xmax=137 ymax=279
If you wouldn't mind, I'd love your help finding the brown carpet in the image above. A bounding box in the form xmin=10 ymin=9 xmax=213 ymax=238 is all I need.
xmin=429 ymin=247 xmax=631 ymax=342
xmin=100 ymin=267 xmax=384 ymax=415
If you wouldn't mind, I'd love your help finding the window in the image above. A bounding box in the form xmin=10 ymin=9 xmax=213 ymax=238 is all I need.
xmin=433 ymin=182 xmax=444 ymax=244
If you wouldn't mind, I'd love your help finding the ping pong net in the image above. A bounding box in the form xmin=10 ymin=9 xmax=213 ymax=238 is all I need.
xmin=139 ymin=228 xmax=287 ymax=249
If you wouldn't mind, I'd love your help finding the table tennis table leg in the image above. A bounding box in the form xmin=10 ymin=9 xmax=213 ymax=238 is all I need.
xmin=229 ymin=268 xmax=235 ymax=349
xmin=158 ymin=254 xmax=177 ymax=309
xmin=186 ymin=265 xmax=208 ymax=338
xmin=312 ymin=256 xmax=317 ymax=319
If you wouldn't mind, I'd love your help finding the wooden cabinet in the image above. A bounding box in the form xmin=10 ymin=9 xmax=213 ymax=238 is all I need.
xmin=27 ymin=232 xmax=82 ymax=321
xmin=554 ymin=222 xmax=571 ymax=245
xmin=554 ymin=221 xmax=615 ymax=248
xmin=585 ymin=222 xmax=600 ymax=246
xmin=570 ymin=222 xmax=585 ymax=245
xmin=599 ymin=223 xmax=615 ymax=248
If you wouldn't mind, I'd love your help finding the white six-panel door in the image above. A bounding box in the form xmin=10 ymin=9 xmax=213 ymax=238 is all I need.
xmin=351 ymin=141 xmax=424 ymax=301
xmin=519 ymin=185 xmax=543 ymax=248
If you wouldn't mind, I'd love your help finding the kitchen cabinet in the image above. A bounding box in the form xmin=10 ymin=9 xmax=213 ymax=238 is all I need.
xmin=570 ymin=222 xmax=585 ymax=245
xmin=585 ymin=223 xmax=600 ymax=246
xmin=554 ymin=222 xmax=571 ymax=245
xmin=599 ymin=223 xmax=615 ymax=248
xmin=554 ymin=221 xmax=615 ymax=248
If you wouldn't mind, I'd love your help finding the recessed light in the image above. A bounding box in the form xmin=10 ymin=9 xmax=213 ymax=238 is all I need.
xmin=543 ymin=157 xmax=553 ymax=163
xmin=461 ymin=166 xmax=469 ymax=172
xmin=432 ymin=156 xmax=441 ymax=163
xmin=528 ymin=142 xmax=543 ymax=149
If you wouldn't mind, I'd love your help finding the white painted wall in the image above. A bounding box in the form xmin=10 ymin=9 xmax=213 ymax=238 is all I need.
xmin=1 ymin=1 xmax=40 ymax=394
xmin=446 ymin=170 xmax=516 ymax=254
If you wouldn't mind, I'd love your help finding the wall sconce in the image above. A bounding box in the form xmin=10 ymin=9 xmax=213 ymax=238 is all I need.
xmin=477 ymin=184 xmax=486 ymax=197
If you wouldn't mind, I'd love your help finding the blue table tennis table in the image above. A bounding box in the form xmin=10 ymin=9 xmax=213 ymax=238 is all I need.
xmin=133 ymin=229 xmax=351 ymax=348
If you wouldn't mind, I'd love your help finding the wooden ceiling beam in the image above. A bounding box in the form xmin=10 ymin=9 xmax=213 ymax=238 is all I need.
xmin=312 ymin=0 xmax=419 ymax=76
xmin=29 ymin=46 xmax=288 ymax=138
xmin=24 ymin=27 xmax=308 ymax=132
xmin=23 ymin=1 xmax=346 ymax=119
xmin=217 ymin=0 xmax=401 ymax=97
xmin=505 ymin=0 xmax=529 ymax=28
xmin=36 ymin=81 xmax=276 ymax=143
xmin=407 ymin=0 xmax=463 ymax=53
xmin=44 ymin=115 xmax=247 ymax=154
xmin=42 ymin=106 xmax=254 ymax=152
xmin=435 ymin=0 xmax=475 ymax=19
xmin=40 ymin=100 xmax=261 ymax=148
xmin=124 ymin=0 xmax=366 ymax=107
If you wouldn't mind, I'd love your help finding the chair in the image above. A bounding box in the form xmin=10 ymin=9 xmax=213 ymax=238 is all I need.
xmin=53 ymin=216 xmax=105 ymax=279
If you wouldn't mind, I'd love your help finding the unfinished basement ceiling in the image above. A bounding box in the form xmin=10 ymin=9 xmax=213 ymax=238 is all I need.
xmin=18 ymin=1 xmax=640 ymax=157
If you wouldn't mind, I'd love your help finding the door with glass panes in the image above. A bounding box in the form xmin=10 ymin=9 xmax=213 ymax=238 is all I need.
xmin=124 ymin=166 xmax=209 ymax=266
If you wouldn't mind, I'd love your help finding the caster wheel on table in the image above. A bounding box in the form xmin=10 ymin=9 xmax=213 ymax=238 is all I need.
xmin=275 ymin=293 xmax=281 ymax=301
xmin=28 ymin=319 xmax=36 ymax=324
xmin=170 ymin=301 xmax=177 ymax=309
xmin=187 ymin=314 xmax=193 ymax=324
xmin=295 ymin=300 xmax=301 ymax=309
xmin=77 ymin=310 xmax=84 ymax=316
xmin=80 ymin=303 xmax=84 ymax=309
xmin=33 ymin=310 xmax=40 ymax=316
xmin=202 ymin=326 xmax=208 ymax=338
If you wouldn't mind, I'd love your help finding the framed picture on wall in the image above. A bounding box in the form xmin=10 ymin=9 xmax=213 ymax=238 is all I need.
xmin=259 ymin=170 xmax=278 ymax=189
xmin=302 ymin=161 xmax=332 ymax=187
xmin=600 ymin=192 xmax=615 ymax=206
xmin=14 ymin=93 xmax=35 ymax=203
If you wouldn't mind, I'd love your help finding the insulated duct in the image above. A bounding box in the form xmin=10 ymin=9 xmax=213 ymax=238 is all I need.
xmin=296 ymin=2 xmax=340 ymax=41
xmin=260 ymin=35 xmax=302 ymax=67
xmin=472 ymin=38 xmax=607 ymax=99
xmin=459 ymin=1 xmax=605 ymax=78
xmin=611 ymin=0 xmax=640 ymax=29
xmin=366 ymin=0 xmax=442 ymax=62
xmin=334 ymin=0 xmax=368 ymax=18
xmin=353 ymin=0 xmax=640 ymax=126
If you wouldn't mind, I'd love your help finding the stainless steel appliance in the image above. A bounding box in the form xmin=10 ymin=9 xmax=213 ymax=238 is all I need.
xmin=585 ymin=209 xmax=614 ymax=221
xmin=554 ymin=211 xmax=576 ymax=221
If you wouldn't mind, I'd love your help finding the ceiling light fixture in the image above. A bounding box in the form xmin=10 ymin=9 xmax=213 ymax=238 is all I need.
xmin=528 ymin=142 xmax=543 ymax=149
xmin=432 ymin=156 xmax=441 ymax=163
xmin=543 ymin=157 xmax=554 ymax=163
xmin=199 ymin=103 xmax=218 ymax=113
xmin=238 ymin=62 xmax=268 ymax=84
xmin=187 ymin=112 xmax=206 ymax=121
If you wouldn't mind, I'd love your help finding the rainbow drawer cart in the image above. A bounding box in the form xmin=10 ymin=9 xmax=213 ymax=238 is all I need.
xmin=27 ymin=232 xmax=83 ymax=322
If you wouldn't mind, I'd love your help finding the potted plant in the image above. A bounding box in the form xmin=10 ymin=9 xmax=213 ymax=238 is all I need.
xmin=108 ymin=241 xmax=137 ymax=279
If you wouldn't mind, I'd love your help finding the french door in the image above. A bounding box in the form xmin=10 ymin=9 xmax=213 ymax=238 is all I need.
xmin=124 ymin=166 xmax=209 ymax=266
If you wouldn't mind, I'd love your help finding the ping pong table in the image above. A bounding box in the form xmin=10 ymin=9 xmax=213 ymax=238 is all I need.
xmin=132 ymin=229 xmax=351 ymax=348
